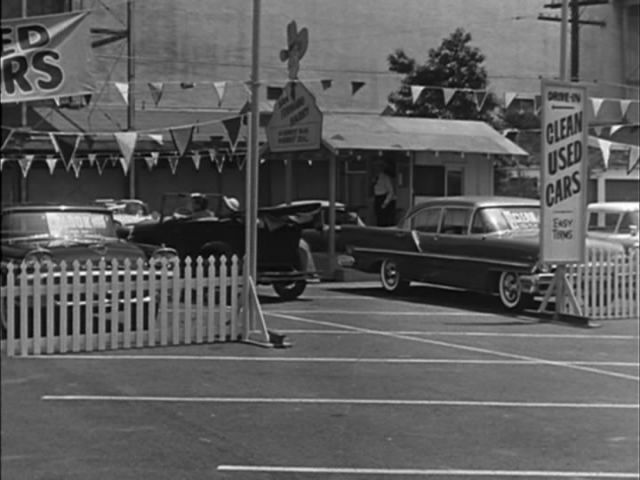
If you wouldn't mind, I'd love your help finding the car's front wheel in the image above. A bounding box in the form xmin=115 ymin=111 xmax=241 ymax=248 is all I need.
xmin=497 ymin=271 xmax=533 ymax=311
xmin=380 ymin=259 xmax=410 ymax=294
xmin=273 ymin=280 xmax=307 ymax=300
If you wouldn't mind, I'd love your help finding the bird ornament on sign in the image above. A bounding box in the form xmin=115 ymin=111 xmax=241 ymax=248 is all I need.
xmin=279 ymin=21 xmax=309 ymax=99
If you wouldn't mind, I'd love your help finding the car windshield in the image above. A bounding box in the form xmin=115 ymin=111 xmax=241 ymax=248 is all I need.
xmin=588 ymin=210 xmax=639 ymax=234
xmin=2 ymin=211 xmax=117 ymax=240
xmin=474 ymin=206 xmax=540 ymax=233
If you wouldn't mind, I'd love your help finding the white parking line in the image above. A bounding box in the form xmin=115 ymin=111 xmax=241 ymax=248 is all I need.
xmin=277 ymin=329 xmax=640 ymax=340
xmin=41 ymin=395 xmax=639 ymax=409
xmin=24 ymin=355 xmax=640 ymax=368
xmin=268 ymin=312 xmax=640 ymax=382
xmin=216 ymin=465 xmax=640 ymax=478
xmin=266 ymin=309 xmax=500 ymax=317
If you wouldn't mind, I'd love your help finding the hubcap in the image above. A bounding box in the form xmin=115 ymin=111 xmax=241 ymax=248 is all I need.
xmin=502 ymin=273 xmax=520 ymax=304
xmin=383 ymin=262 xmax=398 ymax=287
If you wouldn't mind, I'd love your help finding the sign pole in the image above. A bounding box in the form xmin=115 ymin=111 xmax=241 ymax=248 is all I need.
xmin=245 ymin=0 xmax=261 ymax=338
xmin=127 ymin=0 xmax=136 ymax=199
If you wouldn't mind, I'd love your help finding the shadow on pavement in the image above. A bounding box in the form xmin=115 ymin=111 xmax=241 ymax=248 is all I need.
xmin=324 ymin=284 xmax=543 ymax=323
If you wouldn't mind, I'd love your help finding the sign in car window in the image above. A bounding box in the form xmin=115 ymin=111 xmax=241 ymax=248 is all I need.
xmin=46 ymin=212 xmax=111 ymax=237
xmin=503 ymin=209 xmax=539 ymax=231
xmin=540 ymin=79 xmax=588 ymax=263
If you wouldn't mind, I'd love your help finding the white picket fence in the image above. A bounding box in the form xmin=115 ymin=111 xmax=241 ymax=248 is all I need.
xmin=563 ymin=248 xmax=639 ymax=320
xmin=1 ymin=255 xmax=249 ymax=357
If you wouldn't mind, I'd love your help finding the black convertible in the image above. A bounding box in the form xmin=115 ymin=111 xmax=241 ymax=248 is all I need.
xmin=126 ymin=193 xmax=320 ymax=300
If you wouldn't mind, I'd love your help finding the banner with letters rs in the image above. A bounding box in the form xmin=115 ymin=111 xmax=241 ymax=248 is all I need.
xmin=540 ymin=79 xmax=589 ymax=264
xmin=1 ymin=10 xmax=95 ymax=104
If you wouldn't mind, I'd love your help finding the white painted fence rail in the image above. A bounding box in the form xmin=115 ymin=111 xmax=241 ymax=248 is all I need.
xmin=1 ymin=255 xmax=244 ymax=357
xmin=565 ymin=248 xmax=639 ymax=320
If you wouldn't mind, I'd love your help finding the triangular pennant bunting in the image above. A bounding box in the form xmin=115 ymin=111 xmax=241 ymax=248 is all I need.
xmin=169 ymin=126 xmax=195 ymax=158
xmin=442 ymin=87 xmax=456 ymax=106
xmin=84 ymin=93 xmax=92 ymax=106
xmin=213 ymin=81 xmax=227 ymax=106
xmin=593 ymin=126 xmax=603 ymax=136
xmin=237 ymin=155 xmax=246 ymax=171
xmin=87 ymin=153 xmax=97 ymax=166
xmin=19 ymin=154 xmax=34 ymax=178
xmin=351 ymin=81 xmax=365 ymax=95
xmin=192 ymin=151 xmax=201 ymax=170
xmin=591 ymin=97 xmax=604 ymax=118
xmin=504 ymin=92 xmax=517 ymax=109
xmin=474 ymin=91 xmax=488 ymax=111
xmin=208 ymin=149 xmax=216 ymax=163
xmin=215 ymin=154 xmax=225 ymax=173
xmin=114 ymin=82 xmax=129 ymax=104
xmin=49 ymin=133 xmax=81 ymax=168
xmin=410 ymin=85 xmax=425 ymax=104
xmin=110 ymin=156 xmax=119 ymax=167
xmin=266 ymin=86 xmax=283 ymax=100
xmin=114 ymin=132 xmax=138 ymax=172
xmin=1 ymin=127 xmax=14 ymax=150
xmin=597 ymin=138 xmax=612 ymax=169
xmin=609 ymin=125 xmax=624 ymax=136
xmin=168 ymin=156 xmax=180 ymax=175
xmin=68 ymin=157 xmax=83 ymax=178
xmin=144 ymin=155 xmax=156 ymax=171
xmin=45 ymin=155 xmax=58 ymax=174
xmin=148 ymin=82 xmax=164 ymax=106
xmin=117 ymin=156 xmax=128 ymax=174
xmin=320 ymin=79 xmax=333 ymax=90
xmin=222 ymin=117 xmax=242 ymax=154
xmin=96 ymin=157 xmax=108 ymax=175
xmin=148 ymin=133 xmax=164 ymax=145
xmin=620 ymin=99 xmax=633 ymax=119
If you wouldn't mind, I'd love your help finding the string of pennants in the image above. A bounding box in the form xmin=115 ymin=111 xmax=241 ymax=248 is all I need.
xmin=99 ymin=78 xmax=360 ymax=107
xmin=501 ymin=126 xmax=640 ymax=174
xmin=0 ymin=148 xmax=266 ymax=178
xmin=502 ymin=92 xmax=640 ymax=121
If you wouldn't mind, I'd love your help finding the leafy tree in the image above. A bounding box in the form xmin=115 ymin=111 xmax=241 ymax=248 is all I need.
xmin=387 ymin=28 xmax=500 ymax=124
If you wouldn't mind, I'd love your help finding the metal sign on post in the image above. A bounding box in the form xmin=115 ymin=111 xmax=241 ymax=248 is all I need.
xmin=540 ymin=79 xmax=588 ymax=264
xmin=538 ymin=78 xmax=589 ymax=320
xmin=266 ymin=81 xmax=322 ymax=153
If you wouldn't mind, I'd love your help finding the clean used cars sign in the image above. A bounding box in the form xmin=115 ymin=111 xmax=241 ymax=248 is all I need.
xmin=540 ymin=79 xmax=588 ymax=264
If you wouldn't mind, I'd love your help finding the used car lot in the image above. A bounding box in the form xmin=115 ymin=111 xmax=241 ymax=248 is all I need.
xmin=2 ymin=282 xmax=638 ymax=479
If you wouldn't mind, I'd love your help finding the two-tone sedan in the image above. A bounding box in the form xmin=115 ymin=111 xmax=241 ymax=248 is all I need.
xmin=339 ymin=196 xmax=624 ymax=311
xmin=1 ymin=204 xmax=175 ymax=337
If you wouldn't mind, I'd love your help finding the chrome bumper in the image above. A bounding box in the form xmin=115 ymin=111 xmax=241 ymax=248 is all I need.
xmin=519 ymin=273 xmax=555 ymax=296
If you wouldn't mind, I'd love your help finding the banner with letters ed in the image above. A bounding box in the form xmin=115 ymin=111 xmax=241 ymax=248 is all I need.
xmin=1 ymin=10 xmax=95 ymax=104
xmin=540 ymin=79 xmax=589 ymax=264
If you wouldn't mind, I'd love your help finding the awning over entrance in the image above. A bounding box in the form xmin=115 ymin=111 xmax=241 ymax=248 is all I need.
xmin=321 ymin=113 xmax=528 ymax=156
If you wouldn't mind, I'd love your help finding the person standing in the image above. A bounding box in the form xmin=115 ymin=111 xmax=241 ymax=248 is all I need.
xmin=372 ymin=162 xmax=396 ymax=226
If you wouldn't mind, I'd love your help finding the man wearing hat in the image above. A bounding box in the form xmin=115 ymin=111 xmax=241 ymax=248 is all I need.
xmin=190 ymin=193 xmax=215 ymax=219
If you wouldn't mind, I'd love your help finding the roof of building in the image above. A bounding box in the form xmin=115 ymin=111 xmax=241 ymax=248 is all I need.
xmin=321 ymin=113 xmax=529 ymax=156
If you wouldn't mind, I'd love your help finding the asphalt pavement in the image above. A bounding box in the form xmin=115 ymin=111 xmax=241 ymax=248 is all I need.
xmin=2 ymin=281 xmax=639 ymax=479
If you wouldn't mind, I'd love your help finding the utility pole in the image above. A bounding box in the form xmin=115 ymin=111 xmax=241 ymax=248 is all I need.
xmin=538 ymin=0 xmax=607 ymax=81
xmin=90 ymin=1 xmax=136 ymax=197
